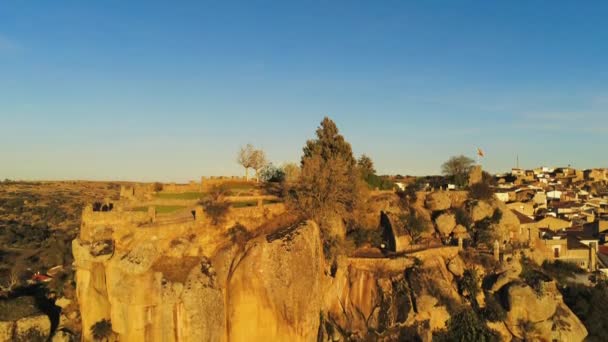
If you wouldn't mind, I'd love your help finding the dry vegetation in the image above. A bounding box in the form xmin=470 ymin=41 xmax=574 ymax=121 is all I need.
xmin=0 ymin=180 xmax=121 ymax=337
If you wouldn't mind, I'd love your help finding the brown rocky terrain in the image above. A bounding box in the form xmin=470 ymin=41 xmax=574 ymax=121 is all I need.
xmin=0 ymin=180 xmax=596 ymax=341
xmin=0 ymin=181 xmax=121 ymax=341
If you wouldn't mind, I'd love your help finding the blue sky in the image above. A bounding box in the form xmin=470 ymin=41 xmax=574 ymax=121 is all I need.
xmin=1 ymin=1 xmax=607 ymax=181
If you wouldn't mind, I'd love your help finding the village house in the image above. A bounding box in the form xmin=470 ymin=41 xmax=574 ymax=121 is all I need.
xmin=507 ymin=201 xmax=535 ymax=217
xmin=511 ymin=209 xmax=536 ymax=244
xmin=537 ymin=228 xmax=598 ymax=270
xmin=535 ymin=216 xmax=571 ymax=232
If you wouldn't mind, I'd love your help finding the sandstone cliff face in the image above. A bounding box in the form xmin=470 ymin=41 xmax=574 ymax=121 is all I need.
xmin=504 ymin=282 xmax=587 ymax=341
xmin=73 ymin=221 xmax=326 ymax=342
xmin=226 ymin=222 xmax=325 ymax=341
xmin=322 ymin=249 xmax=461 ymax=340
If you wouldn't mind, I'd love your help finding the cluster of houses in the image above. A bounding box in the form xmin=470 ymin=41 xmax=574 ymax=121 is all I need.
xmin=494 ymin=166 xmax=608 ymax=276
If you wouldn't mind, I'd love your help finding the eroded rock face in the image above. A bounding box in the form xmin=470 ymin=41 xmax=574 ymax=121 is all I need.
xmin=468 ymin=165 xmax=482 ymax=185
xmin=74 ymin=221 xmax=327 ymax=342
xmin=8 ymin=315 xmax=51 ymax=342
xmin=324 ymin=251 xmax=463 ymax=340
xmin=425 ymin=192 xmax=451 ymax=212
xmin=471 ymin=201 xmax=494 ymax=222
xmin=227 ymin=222 xmax=325 ymax=341
xmin=505 ymin=282 xmax=587 ymax=341
xmin=435 ymin=213 xmax=456 ymax=236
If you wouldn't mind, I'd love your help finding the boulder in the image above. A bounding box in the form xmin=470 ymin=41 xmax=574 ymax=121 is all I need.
xmin=435 ymin=213 xmax=456 ymax=236
xmin=471 ymin=201 xmax=493 ymax=222
xmin=505 ymin=282 xmax=587 ymax=341
xmin=51 ymin=329 xmax=76 ymax=342
xmin=414 ymin=295 xmax=450 ymax=331
xmin=490 ymin=259 xmax=522 ymax=293
xmin=425 ymin=192 xmax=451 ymax=212
xmin=447 ymin=257 xmax=465 ymax=277
xmin=0 ymin=321 xmax=14 ymax=342
xmin=55 ymin=297 xmax=72 ymax=309
xmin=486 ymin=321 xmax=512 ymax=341
xmin=14 ymin=315 xmax=51 ymax=342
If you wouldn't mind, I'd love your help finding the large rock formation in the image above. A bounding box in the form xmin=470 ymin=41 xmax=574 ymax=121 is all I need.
xmin=323 ymin=249 xmax=462 ymax=340
xmin=435 ymin=213 xmax=456 ymax=236
xmin=504 ymin=282 xmax=587 ymax=341
xmin=425 ymin=192 xmax=451 ymax=212
xmin=73 ymin=220 xmax=327 ymax=342
xmin=226 ymin=222 xmax=325 ymax=341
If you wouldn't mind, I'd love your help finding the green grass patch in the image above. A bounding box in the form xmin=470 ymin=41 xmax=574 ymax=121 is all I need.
xmin=132 ymin=205 xmax=186 ymax=214
xmin=263 ymin=199 xmax=282 ymax=205
xmin=154 ymin=192 xmax=204 ymax=200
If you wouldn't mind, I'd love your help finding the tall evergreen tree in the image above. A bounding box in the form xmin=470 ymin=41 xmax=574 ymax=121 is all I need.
xmin=302 ymin=117 xmax=355 ymax=166
xmin=290 ymin=117 xmax=367 ymax=231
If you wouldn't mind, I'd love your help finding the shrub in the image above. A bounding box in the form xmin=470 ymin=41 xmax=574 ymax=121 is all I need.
xmin=226 ymin=223 xmax=252 ymax=248
xmin=490 ymin=208 xmax=502 ymax=224
xmin=434 ymin=309 xmax=499 ymax=342
xmin=469 ymin=182 xmax=494 ymax=201
xmin=482 ymin=293 xmax=507 ymax=322
xmin=454 ymin=207 xmax=472 ymax=228
xmin=520 ymin=258 xmax=551 ymax=297
xmin=91 ymin=319 xmax=112 ymax=341
xmin=260 ymin=164 xmax=285 ymax=183
xmin=364 ymin=174 xmax=395 ymax=190
xmin=542 ymin=260 xmax=583 ymax=283
xmin=199 ymin=185 xmax=230 ymax=225
xmin=400 ymin=212 xmax=427 ymax=243
xmin=398 ymin=178 xmax=426 ymax=203
xmin=153 ymin=182 xmax=163 ymax=192
xmin=459 ymin=269 xmax=480 ymax=308
xmin=346 ymin=227 xmax=383 ymax=248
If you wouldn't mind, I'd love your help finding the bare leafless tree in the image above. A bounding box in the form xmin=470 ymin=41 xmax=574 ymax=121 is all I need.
xmin=250 ymin=149 xmax=267 ymax=182
xmin=237 ymin=144 xmax=255 ymax=181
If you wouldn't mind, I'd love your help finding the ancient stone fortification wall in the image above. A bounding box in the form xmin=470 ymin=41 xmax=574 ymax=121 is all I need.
xmin=163 ymin=182 xmax=201 ymax=193
xmin=200 ymin=176 xmax=249 ymax=192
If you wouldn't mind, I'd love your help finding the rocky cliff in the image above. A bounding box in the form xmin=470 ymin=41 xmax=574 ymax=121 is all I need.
xmin=73 ymin=220 xmax=327 ymax=342
xmin=72 ymin=191 xmax=589 ymax=341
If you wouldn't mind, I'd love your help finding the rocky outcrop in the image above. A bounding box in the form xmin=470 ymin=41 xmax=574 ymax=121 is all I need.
xmin=490 ymin=258 xmax=522 ymax=293
xmin=226 ymin=222 xmax=325 ymax=341
xmin=471 ymin=201 xmax=494 ymax=222
xmin=0 ymin=296 xmax=52 ymax=342
xmin=74 ymin=220 xmax=327 ymax=342
xmin=425 ymin=192 xmax=451 ymax=212
xmin=435 ymin=213 xmax=456 ymax=236
xmin=322 ymin=250 xmax=464 ymax=340
xmin=504 ymin=282 xmax=587 ymax=341
xmin=447 ymin=256 xmax=465 ymax=277
xmin=469 ymin=165 xmax=482 ymax=185
xmin=0 ymin=314 xmax=51 ymax=342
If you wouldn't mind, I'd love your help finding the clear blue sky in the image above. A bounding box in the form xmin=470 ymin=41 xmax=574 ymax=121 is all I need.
xmin=1 ymin=1 xmax=607 ymax=182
